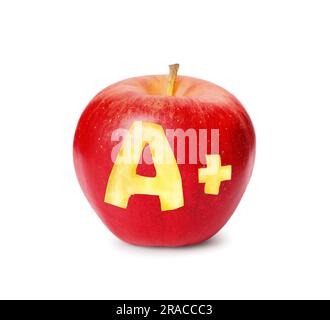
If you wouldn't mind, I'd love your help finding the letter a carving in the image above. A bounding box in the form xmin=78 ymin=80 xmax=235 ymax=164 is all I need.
xmin=104 ymin=121 xmax=184 ymax=211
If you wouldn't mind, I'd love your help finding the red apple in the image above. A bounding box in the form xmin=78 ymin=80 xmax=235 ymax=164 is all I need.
xmin=73 ymin=65 xmax=255 ymax=246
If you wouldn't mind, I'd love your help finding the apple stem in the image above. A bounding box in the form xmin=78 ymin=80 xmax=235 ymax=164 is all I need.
xmin=166 ymin=64 xmax=179 ymax=96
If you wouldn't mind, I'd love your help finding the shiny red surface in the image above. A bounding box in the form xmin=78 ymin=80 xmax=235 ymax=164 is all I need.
xmin=73 ymin=75 xmax=255 ymax=246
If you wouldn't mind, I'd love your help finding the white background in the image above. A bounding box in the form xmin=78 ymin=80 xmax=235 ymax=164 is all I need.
xmin=0 ymin=0 xmax=329 ymax=300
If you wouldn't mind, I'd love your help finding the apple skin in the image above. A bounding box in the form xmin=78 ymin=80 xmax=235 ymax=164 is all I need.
xmin=73 ymin=75 xmax=255 ymax=247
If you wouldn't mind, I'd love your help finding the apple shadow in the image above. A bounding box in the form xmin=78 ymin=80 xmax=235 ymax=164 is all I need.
xmin=112 ymin=232 xmax=228 ymax=253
